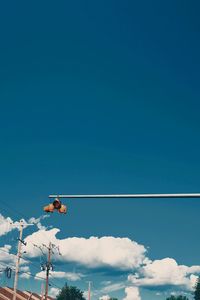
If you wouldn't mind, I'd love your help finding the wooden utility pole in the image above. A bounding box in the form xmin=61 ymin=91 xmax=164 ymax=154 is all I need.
xmin=88 ymin=281 xmax=92 ymax=300
xmin=13 ymin=220 xmax=24 ymax=300
xmin=35 ymin=242 xmax=60 ymax=300
xmin=44 ymin=242 xmax=53 ymax=300
xmin=41 ymin=283 xmax=44 ymax=300
xmin=13 ymin=220 xmax=33 ymax=300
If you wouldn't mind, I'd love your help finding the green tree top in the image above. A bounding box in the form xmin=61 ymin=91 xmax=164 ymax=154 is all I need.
xmin=56 ymin=283 xmax=86 ymax=300
xmin=194 ymin=277 xmax=200 ymax=300
xmin=166 ymin=295 xmax=189 ymax=300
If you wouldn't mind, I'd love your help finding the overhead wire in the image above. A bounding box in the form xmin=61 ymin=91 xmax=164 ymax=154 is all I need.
xmin=49 ymin=272 xmax=67 ymax=290
xmin=0 ymin=197 xmax=68 ymax=291
xmin=0 ymin=198 xmax=28 ymax=220
xmin=19 ymin=270 xmax=62 ymax=290
xmin=0 ymin=227 xmax=66 ymax=289
xmin=0 ymin=248 xmax=63 ymax=291
xmin=0 ymin=246 xmax=40 ymax=273
xmin=0 ymin=196 xmax=53 ymax=245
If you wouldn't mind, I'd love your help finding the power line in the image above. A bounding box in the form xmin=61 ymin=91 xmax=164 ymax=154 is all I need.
xmin=0 ymin=246 xmax=44 ymax=274
xmin=49 ymin=272 xmax=66 ymax=290
xmin=20 ymin=270 xmax=63 ymax=291
xmin=0 ymin=257 xmax=63 ymax=292
xmin=1 ymin=198 xmax=28 ymax=220
xmin=0 ymin=197 xmax=53 ymax=246
xmin=0 ymin=242 xmax=62 ymax=277
xmin=0 ymin=200 xmax=64 ymax=294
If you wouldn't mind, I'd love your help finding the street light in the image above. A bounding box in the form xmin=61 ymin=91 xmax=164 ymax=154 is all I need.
xmin=49 ymin=193 xmax=200 ymax=199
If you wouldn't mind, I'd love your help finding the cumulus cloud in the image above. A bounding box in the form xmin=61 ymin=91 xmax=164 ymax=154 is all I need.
xmin=19 ymin=266 xmax=31 ymax=279
xmin=101 ymin=282 xmax=126 ymax=294
xmin=23 ymin=227 xmax=200 ymax=295
xmin=0 ymin=244 xmax=29 ymax=268
xmin=101 ymin=281 xmax=112 ymax=286
xmin=99 ymin=296 xmax=110 ymax=300
xmin=20 ymin=265 xmax=30 ymax=273
xmin=128 ymin=258 xmax=199 ymax=291
xmin=35 ymin=271 xmax=83 ymax=281
xmin=49 ymin=287 xmax=60 ymax=298
xmin=0 ymin=220 xmax=195 ymax=296
xmin=0 ymin=214 xmax=19 ymax=236
xmin=0 ymin=213 xmax=50 ymax=237
xmin=0 ymin=245 xmax=15 ymax=265
xmin=1 ymin=210 xmax=200 ymax=300
xmin=123 ymin=287 xmax=141 ymax=300
xmin=24 ymin=229 xmax=147 ymax=270
xmin=28 ymin=215 xmax=49 ymax=230
xmin=20 ymin=272 xmax=31 ymax=279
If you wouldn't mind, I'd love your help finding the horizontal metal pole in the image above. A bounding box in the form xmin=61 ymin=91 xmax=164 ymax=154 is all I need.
xmin=49 ymin=193 xmax=200 ymax=199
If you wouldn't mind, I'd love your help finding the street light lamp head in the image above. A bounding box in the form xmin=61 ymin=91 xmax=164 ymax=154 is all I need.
xmin=44 ymin=198 xmax=67 ymax=214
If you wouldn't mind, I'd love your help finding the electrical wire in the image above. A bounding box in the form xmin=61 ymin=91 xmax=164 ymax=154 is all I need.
xmin=1 ymin=198 xmax=28 ymax=221
xmin=0 ymin=244 xmax=65 ymax=289
xmin=0 ymin=247 xmax=40 ymax=273
xmin=0 ymin=249 xmax=63 ymax=291
xmin=19 ymin=270 xmax=62 ymax=290
xmin=49 ymin=272 xmax=66 ymax=290
xmin=0 ymin=197 xmax=67 ymax=292
xmin=0 ymin=196 xmax=53 ymax=246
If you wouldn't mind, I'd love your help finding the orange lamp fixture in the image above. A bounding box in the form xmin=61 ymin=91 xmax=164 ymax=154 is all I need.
xmin=44 ymin=198 xmax=67 ymax=214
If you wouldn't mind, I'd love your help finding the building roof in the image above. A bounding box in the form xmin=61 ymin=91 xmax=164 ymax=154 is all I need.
xmin=0 ymin=287 xmax=54 ymax=300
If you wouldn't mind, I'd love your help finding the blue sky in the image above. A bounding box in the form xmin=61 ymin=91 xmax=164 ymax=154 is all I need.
xmin=0 ymin=1 xmax=200 ymax=299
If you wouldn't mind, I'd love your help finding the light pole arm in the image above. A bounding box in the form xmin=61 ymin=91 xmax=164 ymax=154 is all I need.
xmin=49 ymin=193 xmax=200 ymax=199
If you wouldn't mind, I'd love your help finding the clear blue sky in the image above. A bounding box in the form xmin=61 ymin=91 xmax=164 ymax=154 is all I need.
xmin=0 ymin=1 xmax=200 ymax=299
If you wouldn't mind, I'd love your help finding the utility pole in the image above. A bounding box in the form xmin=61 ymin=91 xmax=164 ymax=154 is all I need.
xmin=43 ymin=243 xmax=53 ymax=300
xmin=41 ymin=283 xmax=44 ymax=300
xmin=88 ymin=281 xmax=92 ymax=300
xmin=35 ymin=242 xmax=61 ymax=300
xmin=13 ymin=220 xmax=23 ymax=300
xmin=13 ymin=220 xmax=33 ymax=300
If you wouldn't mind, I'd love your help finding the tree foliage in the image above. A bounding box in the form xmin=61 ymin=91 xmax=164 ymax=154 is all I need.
xmin=194 ymin=277 xmax=200 ymax=300
xmin=56 ymin=283 xmax=86 ymax=300
xmin=166 ymin=296 xmax=189 ymax=300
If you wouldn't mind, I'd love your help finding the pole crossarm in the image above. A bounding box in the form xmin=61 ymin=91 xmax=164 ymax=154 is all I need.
xmin=49 ymin=193 xmax=200 ymax=199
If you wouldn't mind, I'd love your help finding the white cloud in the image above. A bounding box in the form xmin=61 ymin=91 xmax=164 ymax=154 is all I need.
xmin=35 ymin=271 xmax=83 ymax=281
xmin=50 ymin=271 xmax=83 ymax=281
xmin=28 ymin=215 xmax=49 ymax=230
xmin=20 ymin=272 xmax=31 ymax=279
xmin=20 ymin=265 xmax=30 ymax=272
xmin=101 ymin=282 xmax=126 ymax=294
xmin=49 ymin=287 xmax=60 ymax=298
xmin=101 ymin=281 xmax=112 ymax=286
xmin=19 ymin=265 xmax=31 ymax=279
xmin=24 ymin=229 xmax=147 ymax=270
xmin=1 ymin=219 xmax=197 ymax=295
xmin=123 ymin=287 xmax=141 ymax=300
xmin=0 ymin=214 xmax=18 ymax=236
xmin=1 ymin=211 xmax=200 ymax=300
xmin=0 ymin=245 xmax=15 ymax=265
xmin=99 ymin=295 xmax=110 ymax=300
xmin=0 ymin=243 xmax=30 ymax=269
xmin=0 ymin=213 xmax=50 ymax=237
xmin=128 ymin=258 xmax=199 ymax=291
